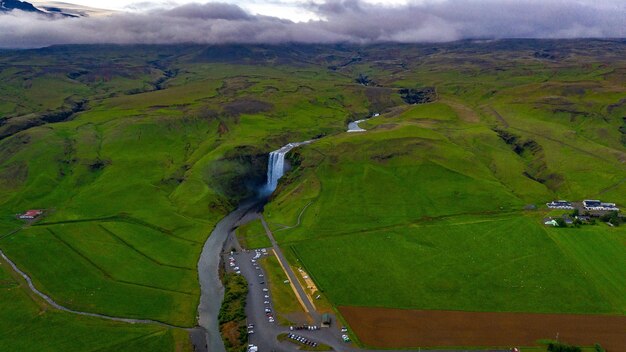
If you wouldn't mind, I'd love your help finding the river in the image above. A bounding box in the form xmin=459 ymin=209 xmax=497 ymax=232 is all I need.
xmin=196 ymin=140 xmax=313 ymax=352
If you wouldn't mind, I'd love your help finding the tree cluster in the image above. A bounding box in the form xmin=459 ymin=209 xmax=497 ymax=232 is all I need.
xmin=600 ymin=211 xmax=621 ymax=226
xmin=547 ymin=342 xmax=581 ymax=352
xmin=218 ymin=273 xmax=249 ymax=352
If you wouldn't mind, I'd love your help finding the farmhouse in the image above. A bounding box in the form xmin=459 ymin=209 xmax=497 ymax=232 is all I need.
xmin=543 ymin=218 xmax=559 ymax=227
xmin=583 ymin=200 xmax=619 ymax=211
xmin=546 ymin=200 xmax=573 ymax=209
xmin=18 ymin=209 xmax=43 ymax=219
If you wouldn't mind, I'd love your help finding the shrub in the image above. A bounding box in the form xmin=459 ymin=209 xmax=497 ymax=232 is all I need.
xmin=547 ymin=342 xmax=582 ymax=352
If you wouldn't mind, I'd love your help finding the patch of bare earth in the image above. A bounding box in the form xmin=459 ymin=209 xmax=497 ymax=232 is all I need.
xmin=340 ymin=306 xmax=626 ymax=350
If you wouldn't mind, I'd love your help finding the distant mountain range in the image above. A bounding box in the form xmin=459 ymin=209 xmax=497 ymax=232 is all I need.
xmin=0 ymin=0 xmax=44 ymax=13
xmin=1 ymin=0 xmax=114 ymax=17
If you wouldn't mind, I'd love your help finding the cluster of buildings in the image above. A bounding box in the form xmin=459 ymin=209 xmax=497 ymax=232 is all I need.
xmin=544 ymin=199 xmax=620 ymax=226
xmin=582 ymin=200 xmax=619 ymax=211
xmin=546 ymin=199 xmax=620 ymax=212
xmin=546 ymin=200 xmax=574 ymax=209
xmin=18 ymin=209 xmax=43 ymax=220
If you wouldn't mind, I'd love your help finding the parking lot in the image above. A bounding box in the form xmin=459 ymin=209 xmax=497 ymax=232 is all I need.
xmin=224 ymin=246 xmax=346 ymax=352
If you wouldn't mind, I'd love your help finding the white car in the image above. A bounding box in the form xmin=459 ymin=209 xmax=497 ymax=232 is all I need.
xmin=264 ymin=300 xmax=270 ymax=304
xmin=234 ymin=267 xmax=240 ymax=270
xmin=235 ymin=271 xmax=241 ymax=274
xmin=262 ymin=288 xmax=268 ymax=292
xmin=264 ymin=294 xmax=269 ymax=298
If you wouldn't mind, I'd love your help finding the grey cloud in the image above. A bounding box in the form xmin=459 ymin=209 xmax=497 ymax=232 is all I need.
xmin=0 ymin=0 xmax=624 ymax=48
xmin=163 ymin=3 xmax=251 ymax=20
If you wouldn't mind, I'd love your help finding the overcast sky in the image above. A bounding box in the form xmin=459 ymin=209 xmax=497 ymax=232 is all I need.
xmin=3 ymin=0 xmax=625 ymax=48
xmin=30 ymin=0 xmax=413 ymax=21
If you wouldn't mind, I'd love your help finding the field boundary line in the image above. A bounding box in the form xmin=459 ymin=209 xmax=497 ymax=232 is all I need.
xmin=36 ymin=215 xmax=201 ymax=244
xmin=0 ymin=247 xmax=188 ymax=329
xmin=281 ymin=211 xmax=521 ymax=245
xmin=98 ymin=224 xmax=195 ymax=271
xmin=47 ymin=228 xmax=196 ymax=296
xmin=0 ymin=227 xmax=23 ymax=241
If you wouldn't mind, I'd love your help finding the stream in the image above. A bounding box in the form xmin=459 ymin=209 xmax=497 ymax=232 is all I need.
xmin=347 ymin=113 xmax=379 ymax=132
xmin=195 ymin=140 xmax=312 ymax=352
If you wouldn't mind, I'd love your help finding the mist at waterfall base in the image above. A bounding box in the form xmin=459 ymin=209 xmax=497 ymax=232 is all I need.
xmin=257 ymin=141 xmax=312 ymax=199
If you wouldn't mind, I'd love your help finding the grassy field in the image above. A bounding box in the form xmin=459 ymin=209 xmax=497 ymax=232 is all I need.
xmin=236 ymin=219 xmax=271 ymax=249
xmin=0 ymin=256 xmax=190 ymax=352
xmin=0 ymin=44 xmax=380 ymax=349
xmin=290 ymin=215 xmax=624 ymax=314
xmin=0 ymin=41 xmax=625 ymax=349
xmin=259 ymin=255 xmax=305 ymax=325
xmin=265 ymin=107 xmax=626 ymax=316
xmin=262 ymin=40 xmax=626 ymax=322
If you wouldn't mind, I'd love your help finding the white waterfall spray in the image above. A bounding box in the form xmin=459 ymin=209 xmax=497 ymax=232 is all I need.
xmin=263 ymin=141 xmax=312 ymax=195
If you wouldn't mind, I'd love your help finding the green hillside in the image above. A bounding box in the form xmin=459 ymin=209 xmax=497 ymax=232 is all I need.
xmin=0 ymin=40 xmax=625 ymax=349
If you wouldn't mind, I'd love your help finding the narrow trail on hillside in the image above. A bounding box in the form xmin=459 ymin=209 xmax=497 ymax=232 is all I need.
xmin=273 ymin=201 xmax=313 ymax=231
xmin=0 ymin=248 xmax=186 ymax=329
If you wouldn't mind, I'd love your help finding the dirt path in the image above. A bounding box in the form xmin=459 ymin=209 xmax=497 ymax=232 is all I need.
xmin=341 ymin=306 xmax=626 ymax=351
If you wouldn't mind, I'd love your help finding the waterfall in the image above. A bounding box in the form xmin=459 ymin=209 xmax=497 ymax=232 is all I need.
xmin=263 ymin=141 xmax=312 ymax=195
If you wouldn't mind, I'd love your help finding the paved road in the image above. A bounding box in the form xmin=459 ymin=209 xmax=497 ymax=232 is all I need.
xmin=260 ymin=215 xmax=319 ymax=321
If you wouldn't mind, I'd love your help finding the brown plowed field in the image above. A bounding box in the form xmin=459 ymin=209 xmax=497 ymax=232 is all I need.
xmin=340 ymin=306 xmax=626 ymax=350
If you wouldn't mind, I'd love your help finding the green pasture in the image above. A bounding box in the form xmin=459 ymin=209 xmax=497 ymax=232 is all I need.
xmin=236 ymin=219 xmax=271 ymax=249
xmin=0 ymin=260 xmax=191 ymax=352
xmin=291 ymin=215 xmax=625 ymax=314
xmin=259 ymin=255 xmax=305 ymax=325
xmin=0 ymin=41 xmax=625 ymax=350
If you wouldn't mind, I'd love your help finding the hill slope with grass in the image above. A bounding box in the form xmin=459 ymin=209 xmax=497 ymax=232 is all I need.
xmin=0 ymin=40 xmax=624 ymax=349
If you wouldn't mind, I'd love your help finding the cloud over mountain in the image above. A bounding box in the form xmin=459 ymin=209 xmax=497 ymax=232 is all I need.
xmin=1 ymin=0 xmax=624 ymax=48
